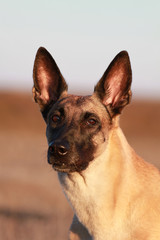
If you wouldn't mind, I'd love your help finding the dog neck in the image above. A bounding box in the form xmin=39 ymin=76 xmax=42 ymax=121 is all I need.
xmin=58 ymin=124 xmax=135 ymax=239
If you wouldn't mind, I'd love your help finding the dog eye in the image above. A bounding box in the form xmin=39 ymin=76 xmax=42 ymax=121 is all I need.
xmin=52 ymin=115 xmax=60 ymax=123
xmin=86 ymin=119 xmax=97 ymax=126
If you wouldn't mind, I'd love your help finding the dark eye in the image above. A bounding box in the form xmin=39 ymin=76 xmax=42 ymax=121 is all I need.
xmin=52 ymin=114 xmax=60 ymax=123
xmin=86 ymin=118 xmax=97 ymax=126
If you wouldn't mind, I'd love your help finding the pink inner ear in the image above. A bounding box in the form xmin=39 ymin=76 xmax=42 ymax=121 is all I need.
xmin=103 ymin=68 xmax=125 ymax=106
xmin=37 ymin=64 xmax=59 ymax=104
xmin=36 ymin=67 xmax=50 ymax=103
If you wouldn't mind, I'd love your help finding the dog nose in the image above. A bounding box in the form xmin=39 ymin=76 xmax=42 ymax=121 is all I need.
xmin=57 ymin=145 xmax=68 ymax=156
xmin=48 ymin=141 xmax=69 ymax=156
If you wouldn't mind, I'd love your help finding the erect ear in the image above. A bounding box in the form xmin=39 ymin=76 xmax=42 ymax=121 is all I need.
xmin=94 ymin=51 xmax=132 ymax=117
xmin=32 ymin=47 xmax=68 ymax=112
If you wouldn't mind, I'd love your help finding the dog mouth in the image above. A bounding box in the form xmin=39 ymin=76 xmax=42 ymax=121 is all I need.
xmin=48 ymin=150 xmax=80 ymax=173
xmin=51 ymin=162 xmax=77 ymax=173
xmin=48 ymin=152 xmax=92 ymax=173
xmin=52 ymin=163 xmax=70 ymax=173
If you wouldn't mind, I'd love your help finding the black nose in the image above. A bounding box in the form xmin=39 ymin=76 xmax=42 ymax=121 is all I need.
xmin=48 ymin=141 xmax=69 ymax=156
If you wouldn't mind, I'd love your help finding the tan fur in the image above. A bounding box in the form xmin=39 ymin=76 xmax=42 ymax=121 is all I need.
xmin=58 ymin=116 xmax=160 ymax=240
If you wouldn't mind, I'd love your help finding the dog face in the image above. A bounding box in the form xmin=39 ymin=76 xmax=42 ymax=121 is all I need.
xmin=45 ymin=94 xmax=111 ymax=173
xmin=33 ymin=47 xmax=132 ymax=173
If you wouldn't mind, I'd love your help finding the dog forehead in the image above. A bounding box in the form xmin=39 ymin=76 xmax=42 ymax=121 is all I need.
xmin=66 ymin=95 xmax=93 ymax=107
xmin=55 ymin=94 xmax=107 ymax=117
xmin=63 ymin=95 xmax=90 ymax=106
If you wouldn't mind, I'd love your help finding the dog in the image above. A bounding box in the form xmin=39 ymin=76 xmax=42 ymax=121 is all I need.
xmin=32 ymin=47 xmax=160 ymax=240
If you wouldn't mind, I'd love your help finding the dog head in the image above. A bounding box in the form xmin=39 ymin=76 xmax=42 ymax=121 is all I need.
xmin=33 ymin=47 xmax=132 ymax=173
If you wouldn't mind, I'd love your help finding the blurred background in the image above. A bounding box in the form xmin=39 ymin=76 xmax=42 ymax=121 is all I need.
xmin=0 ymin=0 xmax=160 ymax=239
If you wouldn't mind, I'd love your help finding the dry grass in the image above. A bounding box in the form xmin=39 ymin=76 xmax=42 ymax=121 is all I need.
xmin=0 ymin=92 xmax=159 ymax=239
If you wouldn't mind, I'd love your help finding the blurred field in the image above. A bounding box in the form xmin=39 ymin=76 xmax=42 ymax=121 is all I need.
xmin=0 ymin=91 xmax=160 ymax=240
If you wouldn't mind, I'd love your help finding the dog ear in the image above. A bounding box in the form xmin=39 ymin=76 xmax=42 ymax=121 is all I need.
xmin=32 ymin=47 xmax=68 ymax=111
xmin=94 ymin=51 xmax=132 ymax=117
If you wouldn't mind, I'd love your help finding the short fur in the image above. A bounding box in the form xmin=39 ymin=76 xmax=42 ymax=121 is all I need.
xmin=33 ymin=47 xmax=160 ymax=240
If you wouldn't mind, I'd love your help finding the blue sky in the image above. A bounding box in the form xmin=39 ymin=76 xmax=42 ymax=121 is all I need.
xmin=0 ymin=0 xmax=160 ymax=98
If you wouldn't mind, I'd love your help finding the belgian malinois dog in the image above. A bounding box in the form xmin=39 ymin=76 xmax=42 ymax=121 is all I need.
xmin=33 ymin=47 xmax=160 ymax=240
